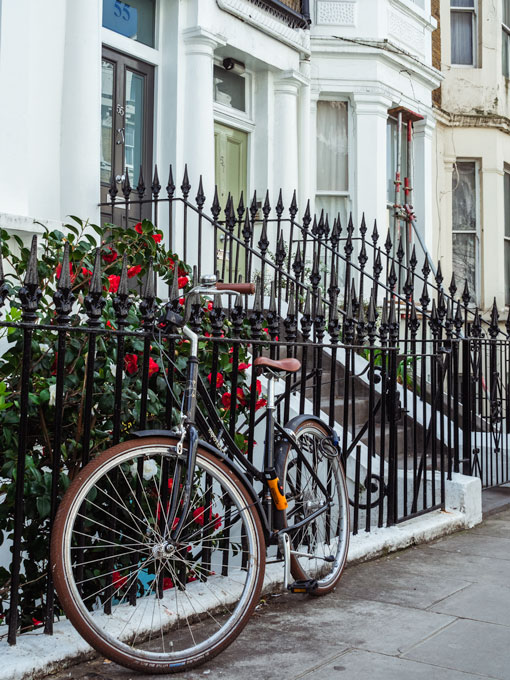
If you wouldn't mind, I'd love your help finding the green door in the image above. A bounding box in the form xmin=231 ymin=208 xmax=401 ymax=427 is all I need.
xmin=214 ymin=122 xmax=248 ymax=281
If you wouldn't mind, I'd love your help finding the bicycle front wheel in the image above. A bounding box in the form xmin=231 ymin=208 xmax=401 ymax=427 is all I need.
xmin=51 ymin=437 xmax=266 ymax=673
xmin=276 ymin=419 xmax=349 ymax=595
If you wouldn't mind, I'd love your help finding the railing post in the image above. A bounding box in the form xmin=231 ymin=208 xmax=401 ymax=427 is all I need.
xmin=461 ymin=337 xmax=472 ymax=476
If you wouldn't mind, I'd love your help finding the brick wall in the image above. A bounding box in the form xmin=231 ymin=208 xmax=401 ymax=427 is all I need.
xmin=432 ymin=0 xmax=442 ymax=106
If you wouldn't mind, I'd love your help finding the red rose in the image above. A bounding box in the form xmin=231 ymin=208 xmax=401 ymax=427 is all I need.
xmin=81 ymin=267 xmax=93 ymax=277
xmin=148 ymin=357 xmax=159 ymax=377
xmin=256 ymin=380 xmax=262 ymax=395
xmin=108 ymin=274 xmax=120 ymax=293
xmin=124 ymin=353 xmax=138 ymax=375
xmin=178 ymin=276 xmax=189 ymax=289
xmin=102 ymin=247 xmax=118 ymax=263
xmin=206 ymin=300 xmax=213 ymax=312
xmin=134 ymin=222 xmax=143 ymax=234
xmin=193 ymin=507 xmax=205 ymax=526
xmin=221 ymin=392 xmax=232 ymax=409
xmin=207 ymin=372 xmax=224 ymax=388
xmin=238 ymin=362 xmax=251 ymax=371
xmin=179 ymin=297 xmax=185 ymax=305
xmin=106 ymin=320 xmax=116 ymax=329
xmin=237 ymin=387 xmax=247 ymax=406
xmin=255 ymin=398 xmax=267 ymax=411
xmin=128 ymin=264 xmax=142 ymax=278
xmin=112 ymin=570 xmax=128 ymax=589
xmin=151 ymin=233 xmax=162 ymax=244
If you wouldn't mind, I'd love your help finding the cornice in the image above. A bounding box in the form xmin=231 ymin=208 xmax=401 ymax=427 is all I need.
xmin=435 ymin=106 xmax=510 ymax=135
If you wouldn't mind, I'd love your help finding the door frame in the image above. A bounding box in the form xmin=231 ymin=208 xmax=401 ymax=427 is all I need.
xmin=101 ymin=45 xmax=155 ymax=224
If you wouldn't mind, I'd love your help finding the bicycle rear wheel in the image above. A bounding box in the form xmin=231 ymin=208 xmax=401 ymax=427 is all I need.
xmin=276 ymin=419 xmax=349 ymax=595
xmin=51 ymin=437 xmax=266 ymax=673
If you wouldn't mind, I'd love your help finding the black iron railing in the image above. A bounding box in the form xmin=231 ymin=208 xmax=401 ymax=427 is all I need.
xmin=0 ymin=170 xmax=509 ymax=643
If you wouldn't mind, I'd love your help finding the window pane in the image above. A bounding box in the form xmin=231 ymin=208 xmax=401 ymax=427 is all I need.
xmin=506 ymin=240 xmax=510 ymax=306
xmin=101 ymin=60 xmax=114 ymax=185
xmin=451 ymin=11 xmax=474 ymax=64
xmin=505 ymin=173 xmax=510 ymax=238
xmin=451 ymin=0 xmax=474 ymax=6
xmin=452 ymin=233 xmax=477 ymax=299
xmin=315 ymin=195 xmax=348 ymax=228
xmin=213 ymin=66 xmax=246 ymax=112
xmin=124 ymin=71 xmax=144 ymax=182
xmin=102 ymin=0 xmax=155 ymax=48
xmin=504 ymin=0 xmax=510 ymax=26
xmin=452 ymin=162 xmax=476 ymax=231
xmin=503 ymin=30 xmax=510 ymax=76
xmin=386 ymin=118 xmax=408 ymax=203
xmin=316 ymin=102 xmax=348 ymax=192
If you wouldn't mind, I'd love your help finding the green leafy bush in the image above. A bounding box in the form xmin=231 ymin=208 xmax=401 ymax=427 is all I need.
xmin=0 ymin=217 xmax=260 ymax=631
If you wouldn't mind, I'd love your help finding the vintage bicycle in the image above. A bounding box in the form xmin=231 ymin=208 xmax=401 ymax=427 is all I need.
xmin=51 ymin=278 xmax=350 ymax=673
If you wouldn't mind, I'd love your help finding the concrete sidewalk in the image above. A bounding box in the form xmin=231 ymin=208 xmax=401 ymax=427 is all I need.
xmin=49 ymin=508 xmax=510 ymax=680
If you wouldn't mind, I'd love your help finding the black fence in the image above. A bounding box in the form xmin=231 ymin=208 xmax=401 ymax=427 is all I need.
xmin=0 ymin=170 xmax=508 ymax=644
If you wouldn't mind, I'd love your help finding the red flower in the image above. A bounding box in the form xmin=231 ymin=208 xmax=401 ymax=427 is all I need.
xmin=108 ymin=274 xmax=120 ymax=293
xmin=124 ymin=353 xmax=138 ymax=375
xmin=148 ymin=357 xmax=159 ymax=377
xmin=112 ymin=570 xmax=128 ymax=589
xmin=256 ymin=380 xmax=262 ymax=395
xmin=221 ymin=392 xmax=232 ymax=409
xmin=102 ymin=247 xmax=118 ymax=263
xmin=193 ymin=507 xmax=221 ymax=530
xmin=179 ymin=297 xmax=185 ymax=305
xmin=237 ymin=387 xmax=247 ymax=406
xmin=255 ymin=398 xmax=267 ymax=411
xmin=134 ymin=222 xmax=143 ymax=234
xmin=207 ymin=372 xmax=224 ymax=388
xmin=81 ymin=267 xmax=93 ymax=277
xmin=163 ymin=577 xmax=174 ymax=590
xmin=31 ymin=617 xmax=43 ymax=627
xmin=106 ymin=320 xmax=116 ymax=329
xmin=238 ymin=362 xmax=251 ymax=371
xmin=128 ymin=264 xmax=142 ymax=278
xmin=151 ymin=233 xmax=162 ymax=244
xmin=206 ymin=300 xmax=214 ymax=312
xmin=178 ymin=276 xmax=189 ymax=289
xmin=56 ymin=262 xmax=76 ymax=283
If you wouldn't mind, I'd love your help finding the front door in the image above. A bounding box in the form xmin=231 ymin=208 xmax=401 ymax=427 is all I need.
xmin=214 ymin=122 xmax=248 ymax=280
xmin=101 ymin=47 xmax=154 ymax=227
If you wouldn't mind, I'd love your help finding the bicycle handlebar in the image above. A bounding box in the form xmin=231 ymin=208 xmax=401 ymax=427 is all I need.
xmin=215 ymin=282 xmax=255 ymax=295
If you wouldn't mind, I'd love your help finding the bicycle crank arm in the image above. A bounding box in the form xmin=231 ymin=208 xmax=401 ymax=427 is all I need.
xmin=278 ymin=532 xmax=293 ymax=591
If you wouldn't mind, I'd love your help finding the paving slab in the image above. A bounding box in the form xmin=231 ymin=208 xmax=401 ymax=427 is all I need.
xmin=471 ymin=518 xmax=510 ymax=539
xmin=430 ymin=581 xmax=510 ymax=626
xmin=301 ymin=648 xmax=491 ymax=680
xmin=403 ymin=618 xmax=510 ymax=680
xmin=337 ymin=556 xmax=471 ymax=609
xmin=428 ymin=532 xmax=510 ymax=561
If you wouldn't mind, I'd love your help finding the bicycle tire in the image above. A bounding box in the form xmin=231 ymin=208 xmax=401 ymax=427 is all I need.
xmin=275 ymin=419 xmax=349 ymax=595
xmin=51 ymin=436 xmax=266 ymax=673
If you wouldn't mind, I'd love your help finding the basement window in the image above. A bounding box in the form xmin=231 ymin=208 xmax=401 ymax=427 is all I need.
xmin=450 ymin=0 xmax=476 ymax=66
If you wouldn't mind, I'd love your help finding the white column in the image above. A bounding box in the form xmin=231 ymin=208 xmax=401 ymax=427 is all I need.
xmin=181 ymin=28 xmax=224 ymax=205
xmin=273 ymin=71 xmax=307 ymax=210
xmin=297 ymin=59 xmax=311 ymax=214
xmin=353 ymin=93 xmax=392 ymax=230
xmin=0 ymin=0 xmax=66 ymax=222
xmin=413 ymin=116 xmax=435 ymax=256
xmin=60 ymin=0 xmax=102 ymax=224
xmin=180 ymin=27 xmax=224 ymax=271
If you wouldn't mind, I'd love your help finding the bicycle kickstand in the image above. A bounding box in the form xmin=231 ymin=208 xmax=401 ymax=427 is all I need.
xmin=278 ymin=532 xmax=318 ymax=595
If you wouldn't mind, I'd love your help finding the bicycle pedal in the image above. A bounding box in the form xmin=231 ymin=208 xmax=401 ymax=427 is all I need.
xmin=287 ymin=579 xmax=318 ymax=594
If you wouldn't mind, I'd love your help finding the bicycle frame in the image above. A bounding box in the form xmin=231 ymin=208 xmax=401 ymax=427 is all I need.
xmin=154 ymin=320 xmax=336 ymax=549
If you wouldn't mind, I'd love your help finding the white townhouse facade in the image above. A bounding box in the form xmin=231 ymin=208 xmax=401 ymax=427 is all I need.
xmin=433 ymin=0 xmax=510 ymax=310
xmin=0 ymin=0 xmax=440 ymax=270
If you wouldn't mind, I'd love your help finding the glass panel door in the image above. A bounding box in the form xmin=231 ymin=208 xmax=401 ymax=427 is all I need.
xmin=101 ymin=47 xmax=154 ymax=228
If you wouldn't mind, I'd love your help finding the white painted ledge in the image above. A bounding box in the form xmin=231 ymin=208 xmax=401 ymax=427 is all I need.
xmin=0 ymin=473 xmax=482 ymax=680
